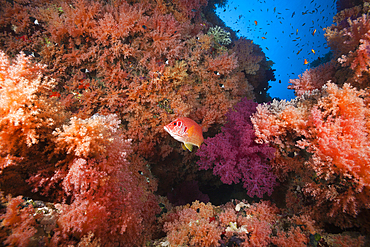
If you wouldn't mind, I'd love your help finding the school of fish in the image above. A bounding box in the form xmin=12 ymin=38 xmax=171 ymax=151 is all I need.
xmin=217 ymin=0 xmax=336 ymax=89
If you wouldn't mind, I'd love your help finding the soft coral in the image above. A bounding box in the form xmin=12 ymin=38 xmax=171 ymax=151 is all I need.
xmin=197 ymin=98 xmax=277 ymax=198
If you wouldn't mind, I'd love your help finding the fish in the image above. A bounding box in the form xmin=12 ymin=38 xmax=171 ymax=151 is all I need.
xmin=254 ymin=20 xmax=258 ymax=25
xmin=164 ymin=117 xmax=204 ymax=152
xmin=50 ymin=90 xmax=61 ymax=98
xmin=304 ymin=59 xmax=309 ymax=65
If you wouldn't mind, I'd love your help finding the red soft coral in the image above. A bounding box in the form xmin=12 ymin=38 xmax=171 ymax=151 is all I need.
xmin=0 ymin=51 xmax=63 ymax=151
xmin=218 ymin=200 xmax=313 ymax=247
xmin=251 ymin=82 xmax=370 ymax=229
xmin=338 ymin=38 xmax=370 ymax=79
xmin=0 ymin=51 xmax=68 ymax=197
xmin=0 ymin=0 xmax=259 ymax=163
xmin=54 ymin=136 xmax=159 ymax=246
xmin=288 ymin=62 xmax=336 ymax=96
xmin=163 ymin=201 xmax=222 ymax=247
xmin=53 ymin=114 xmax=120 ymax=158
xmin=324 ymin=8 xmax=370 ymax=86
xmin=1 ymin=196 xmax=38 ymax=247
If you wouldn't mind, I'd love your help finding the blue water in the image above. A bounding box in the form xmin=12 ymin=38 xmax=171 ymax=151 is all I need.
xmin=216 ymin=0 xmax=337 ymax=100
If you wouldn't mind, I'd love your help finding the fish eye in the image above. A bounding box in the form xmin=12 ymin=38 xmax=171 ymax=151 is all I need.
xmin=173 ymin=122 xmax=176 ymax=126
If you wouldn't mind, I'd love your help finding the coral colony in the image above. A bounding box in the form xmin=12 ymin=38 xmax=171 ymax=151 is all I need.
xmin=0 ymin=0 xmax=369 ymax=246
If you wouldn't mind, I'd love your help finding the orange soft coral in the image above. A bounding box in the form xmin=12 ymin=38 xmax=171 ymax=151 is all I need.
xmin=0 ymin=51 xmax=68 ymax=197
xmin=53 ymin=114 xmax=120 ymax=158
xmin=163 ymin=201 xmax=222 ymax=247
xmin=288 ymin=62 xmax=336 ymax=97
xmin=0 ymin=51 xmax=65 ymax=152
xmin=324 ymin=4 xmax=370 ymax=86
xmin=252 ymin=82 xmax=370 ymax=229
xmin=1 ymin=196 xmax=38 ymax=247
xmin=13 ymin=0 xmax=250 ymax=159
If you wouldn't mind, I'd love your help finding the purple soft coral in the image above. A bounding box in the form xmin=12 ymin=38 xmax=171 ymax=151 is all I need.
xmin=196 ymin=98 xmax=277 ymax=198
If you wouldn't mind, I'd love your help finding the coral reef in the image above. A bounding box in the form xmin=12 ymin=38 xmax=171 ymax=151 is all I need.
xmin=0 ymin=52 xmax=159 ymax=245
xmin=1 ymin=196 xmax=39 ymax=247
xmin=0 ymin=0 xmax=259 ymax=161
xmin=288 ymin=62 xmax=337 ymax=97
xmin=0 ymin=0 xmax=275 ymax=245
xmin=231 ymin=37 xmax=275 ymax=103
xmin=272 ymin=2 xmax=370 ymax=232
xmin=323 ymin=1 xmax=370 ymax=87
xmin=207 ymin=26 xmax=232 ymax=45
xmin=252 ymin=82 xmax=370 ymax=229
xmin=1 ymin=0 xmax=369 ymax=245
xmin=197 ymin=98 xmax=277 ymax=198
xmin=162 ymin=201 xmax=222 ymax=246
xmin=291 ymin=1 xmax=370 ymax=95
xmin=158 ymin=200 xmax=364 ymax=247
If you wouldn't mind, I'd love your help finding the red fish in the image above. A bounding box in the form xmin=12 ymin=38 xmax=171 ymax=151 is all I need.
xmin=164 ymin=117 xmax=204 ymax=152
xmin=50 ymin=90 xmax=61 ymax=98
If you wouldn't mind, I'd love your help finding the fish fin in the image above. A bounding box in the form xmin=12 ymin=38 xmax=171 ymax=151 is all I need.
xmin=184 ymin=143 xmax=193 ymax=152
xmin=181 ymin=143 xmax=187 ymax=151
xmin=187 ymin=125 xmax=195 ymax=136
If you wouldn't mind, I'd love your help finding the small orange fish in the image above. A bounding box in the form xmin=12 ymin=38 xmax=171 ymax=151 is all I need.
xmin=50 ymin=91 xmax=61 ymax=98
xmin=78 ymin=79 xmax=90 ymax=90
xmin=312 ymin=29 xmax=316 ymax=36
xmin=304 ymin=59 xmax=309 ymax=65
xmin=261 ymin=36 xmax=266 ymax=39
xmin=16 ymin=35 xmax=28 ymax=42
xmin=254 ymin=20 xmax=257 ymax=26
xmin=311 ymin=49 xmax=315 ymax=54
xmin=164 ymin=117 xmax=204 ymax=152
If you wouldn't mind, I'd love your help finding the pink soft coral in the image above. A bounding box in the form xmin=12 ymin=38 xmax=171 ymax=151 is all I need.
xmin=197 ymin=98 xmax=276 ymax=198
